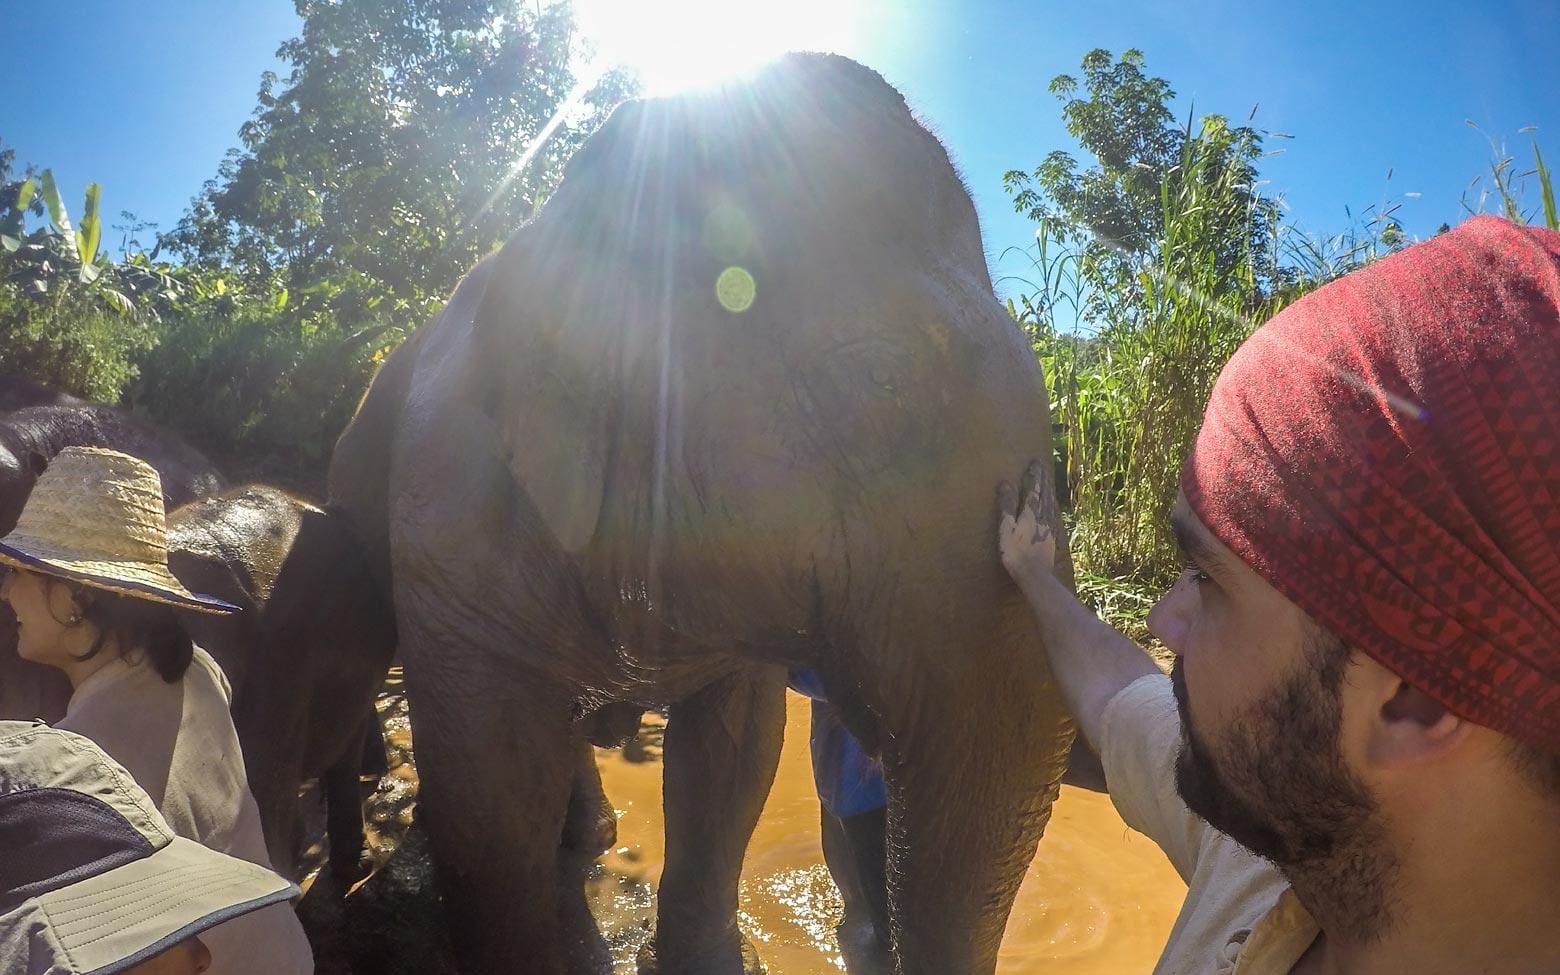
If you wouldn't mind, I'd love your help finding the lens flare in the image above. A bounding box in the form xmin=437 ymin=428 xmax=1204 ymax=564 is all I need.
xmin=716 ymin=266 xmax=757 ymax=312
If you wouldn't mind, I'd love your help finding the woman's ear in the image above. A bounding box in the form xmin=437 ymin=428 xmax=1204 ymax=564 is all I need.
xmin=44 ymin=579 xmax=89 ymax=626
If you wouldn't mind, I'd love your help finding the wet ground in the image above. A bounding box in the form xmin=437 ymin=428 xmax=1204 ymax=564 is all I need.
xmin=297 ymin=669 xmax=1187 ymax=973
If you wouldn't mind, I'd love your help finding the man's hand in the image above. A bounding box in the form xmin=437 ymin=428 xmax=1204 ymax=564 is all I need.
xmin=997 ymin=459 xmax=1060 ymax=584
xmin=994 ymin=458 xmax=1158 ymax=753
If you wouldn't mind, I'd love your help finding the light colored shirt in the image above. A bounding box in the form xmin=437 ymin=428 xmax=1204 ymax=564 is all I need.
xmin=1099 ymin=673 xmax=1321 ymax=975
xmin=59 ymin=646 xmax=314 ymax=975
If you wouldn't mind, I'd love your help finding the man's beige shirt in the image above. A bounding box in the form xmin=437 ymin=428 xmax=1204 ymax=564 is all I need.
xmin=1099 ymin=674 xmax=1322 ymax=974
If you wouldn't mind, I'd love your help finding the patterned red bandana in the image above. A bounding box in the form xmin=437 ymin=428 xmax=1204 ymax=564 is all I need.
xmin=1184 ymin=216 xmax=1560 ymax=754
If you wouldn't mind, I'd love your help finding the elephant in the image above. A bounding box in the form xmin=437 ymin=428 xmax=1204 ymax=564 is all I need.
xmin=0 ymin=400 xmax=228 ymax=723
xmin=0 ymin=481 xmax=394 ymax=883
xmin=167 ymin=486 xmax=397 ymax=883
xmin=0 ymin=401 xmax=225 ymax=534
xmin=0 ymin=374 xmax=82 ymax=413
xmin=327 ymin=52 xmax=1075 ymax=975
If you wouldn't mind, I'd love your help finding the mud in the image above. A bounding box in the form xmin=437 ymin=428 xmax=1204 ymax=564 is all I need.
xmin=296 ymin=670 xmax=1187 ymax=973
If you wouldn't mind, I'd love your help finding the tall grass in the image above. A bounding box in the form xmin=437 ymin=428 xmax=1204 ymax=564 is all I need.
xmin=1009 ymin=134 xmax=1555 ymax=626
xmin=1010 ymin=120 xmax=1285 ymax=592
xmin=1464 ymin=127 xmax=1559 ymax=231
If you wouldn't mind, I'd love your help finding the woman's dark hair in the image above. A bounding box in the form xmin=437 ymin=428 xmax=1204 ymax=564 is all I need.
xmin=53 ymin=579 xmax=194 ymax=683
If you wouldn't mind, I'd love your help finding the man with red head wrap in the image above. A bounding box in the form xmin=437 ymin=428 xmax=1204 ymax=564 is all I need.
xmin=998 ymin=215 xmax=1559 ymax=975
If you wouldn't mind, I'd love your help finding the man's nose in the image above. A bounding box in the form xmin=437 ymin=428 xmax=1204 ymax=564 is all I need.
xmin=1147 ymin=577 xmax=1192 ymax=655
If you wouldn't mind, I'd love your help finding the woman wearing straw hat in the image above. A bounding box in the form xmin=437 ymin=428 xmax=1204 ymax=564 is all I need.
xmin=0 ymin=446 xmax=314 ymax=975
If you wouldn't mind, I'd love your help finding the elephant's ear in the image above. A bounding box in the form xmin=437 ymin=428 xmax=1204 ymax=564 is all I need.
xmin=471 ymin=235 xmax=614 ymax=557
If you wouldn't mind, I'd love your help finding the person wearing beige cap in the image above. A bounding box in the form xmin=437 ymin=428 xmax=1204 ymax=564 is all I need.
xmin=0 ymin=720 xmax=301 ymax=974
xmin=0 ymin=447 xmax=313 ymax=975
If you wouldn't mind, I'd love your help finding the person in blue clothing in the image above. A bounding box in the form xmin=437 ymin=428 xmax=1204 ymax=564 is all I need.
xmin=787 ymin=669 xmax=889 ymax=951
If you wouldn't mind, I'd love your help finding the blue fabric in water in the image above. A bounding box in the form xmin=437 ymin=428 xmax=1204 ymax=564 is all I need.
xmin=787 ymin=670 xmax=887 ymax=818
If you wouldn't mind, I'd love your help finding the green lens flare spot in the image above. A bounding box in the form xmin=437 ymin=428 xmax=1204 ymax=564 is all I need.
xmin=716 ymin=266 xmax=756 ymax=313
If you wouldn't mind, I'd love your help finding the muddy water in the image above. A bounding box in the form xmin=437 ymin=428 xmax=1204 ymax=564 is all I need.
xmin=585 ymin=692 xmax=1187 ymax=974
xmin=308 ymin=679 xmax=1186 ymax=974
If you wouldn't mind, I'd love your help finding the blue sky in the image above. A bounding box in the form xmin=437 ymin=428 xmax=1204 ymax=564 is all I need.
xmin=6 ymin=0 xmax=1556 ymax=296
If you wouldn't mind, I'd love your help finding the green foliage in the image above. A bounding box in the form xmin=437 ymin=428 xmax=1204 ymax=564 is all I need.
xmin=123 ymin=0 xmax=639 ymax=491
xmin=1006 ymin=54 xmax=1298 ymax=593
xmin=1461 ymin=127 xmax=1558 ymax=232
xmin=0 ymin=284 xmax=154 ymax=402
xmin=1003 ymin=49 xmax=1286 ymax=295
xmin=165 ymin=0 xmax=633 ymax=308
xmin=127 ymin=271 xmax=392 ymax=491
xmin=1536 ymin=143 xmax=1558 ymax=231
xmin=0 ymin=147 xmax=175 ymax=401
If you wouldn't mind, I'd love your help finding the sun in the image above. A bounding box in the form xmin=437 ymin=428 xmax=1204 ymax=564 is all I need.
xmin=573 ymin=0 xmax=863 ymax=96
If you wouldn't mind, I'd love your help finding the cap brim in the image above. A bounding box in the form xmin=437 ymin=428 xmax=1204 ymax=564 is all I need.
xmin=31 ymin=835 xmax=297 ymax=975
xmin=0 ymin=543 xmax=239 ymax=615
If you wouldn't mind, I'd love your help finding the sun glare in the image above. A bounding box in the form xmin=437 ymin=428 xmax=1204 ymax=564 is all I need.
xmin=573 ymin=0 xmax=862 ymax=96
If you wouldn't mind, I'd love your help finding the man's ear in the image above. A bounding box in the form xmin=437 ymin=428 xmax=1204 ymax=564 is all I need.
xmin=1366 ymin=678 xmax=1475 ymax=768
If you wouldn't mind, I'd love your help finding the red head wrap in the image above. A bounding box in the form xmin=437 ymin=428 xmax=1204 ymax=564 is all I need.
xmin=1184 ymin=216 xmax=1560 ymax=754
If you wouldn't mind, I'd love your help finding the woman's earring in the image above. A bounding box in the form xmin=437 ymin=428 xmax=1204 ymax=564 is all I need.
xmin=66 ymin=608 xmax=83 ymax=626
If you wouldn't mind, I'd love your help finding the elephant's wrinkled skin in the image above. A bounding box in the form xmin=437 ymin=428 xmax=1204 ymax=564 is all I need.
xmin=168 ymin=486 xmax=396 ymax=882
xmin=0 ymin=401 xmax=227 ymax=724
xmin=328 ymin=53 xmax=1075 ymax=975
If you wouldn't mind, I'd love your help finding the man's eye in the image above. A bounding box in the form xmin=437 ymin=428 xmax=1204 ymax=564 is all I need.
xmin=1183 ymin=563 xmax=1212 ymax=585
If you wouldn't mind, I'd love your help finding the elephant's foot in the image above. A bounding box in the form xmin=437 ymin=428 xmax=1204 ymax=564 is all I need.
xmin=635 ymin=927 xmax=765 ymax=975
xmin=329 ymin=845 xmax=374 ymax=888
xmin=835 ymin=916 xmax=894 ymax=975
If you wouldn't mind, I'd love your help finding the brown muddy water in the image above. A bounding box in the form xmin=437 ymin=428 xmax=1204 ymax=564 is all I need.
xmin=299 ymin=672 xmax=1187 ymax=974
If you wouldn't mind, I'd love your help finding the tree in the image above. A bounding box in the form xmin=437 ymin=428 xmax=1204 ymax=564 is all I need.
xmin=164 ymin=0 xmax=635 ymax=320
xmin=137 ymin=0 xmax=639 ymax=491
xmin=1003 ymin=48 xmax=1283 ymax=293
xmin=0 ymin=145 xmax=184 ymax=401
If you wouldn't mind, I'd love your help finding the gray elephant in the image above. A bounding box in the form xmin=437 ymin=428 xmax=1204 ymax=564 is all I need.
xmin=0 ymin=401 xmax=225 ymax=533
xmin=328 ymin=53 xmax=1074 ymax=975
xmin=0 ymin=374 xmax=81 ymax=413
xmin=168 ymin=486 xmax=396 ymax=883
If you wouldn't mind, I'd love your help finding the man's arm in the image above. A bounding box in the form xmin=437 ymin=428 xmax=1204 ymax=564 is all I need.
xmin=997 ymin=462 xmax=1160 ymax=752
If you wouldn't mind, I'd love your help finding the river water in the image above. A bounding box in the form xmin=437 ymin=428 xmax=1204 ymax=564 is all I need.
xmin=585 ymin=692 xmax=1187 ymax=974
xmin=309 ymin=681 xmax=1187 ymax=974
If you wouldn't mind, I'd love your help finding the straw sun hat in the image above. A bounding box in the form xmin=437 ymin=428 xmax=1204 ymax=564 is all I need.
xmin=0 ymin=447 xmax=237 ymax=614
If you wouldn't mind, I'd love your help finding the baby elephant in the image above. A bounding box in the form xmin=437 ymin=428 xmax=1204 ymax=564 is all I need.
xmin=0 ymin=482 xmax=394 ymax=882
xmin=169 ymin=486 xmax=397 ymax=883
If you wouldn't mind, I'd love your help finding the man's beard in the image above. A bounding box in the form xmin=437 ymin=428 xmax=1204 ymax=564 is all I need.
xmin=1170 ymin=644 xmax=1399 ymax=943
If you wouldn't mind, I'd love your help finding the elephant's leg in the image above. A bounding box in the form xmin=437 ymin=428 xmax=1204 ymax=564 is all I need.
xmin=824 ymin=805 xmax=890 ymax=948
xmin=640 ymin=666 xmax=786 ymax=975
xmin=407 ymin=652 xmax=577 ymax=975
xmin=874 ymin=604 xmax=1074 ymax=975
xmin=242 ymin=741 xmax=307 ymax=881
xmin=360 ymin=709 xmax=389 ymax=781
xmin=561 ymin=734 xmax=617 ymax=854
xmin=323 ymin=711 xmax=377 ymax=884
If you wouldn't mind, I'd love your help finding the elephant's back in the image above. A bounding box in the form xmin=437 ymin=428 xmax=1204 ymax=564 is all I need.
xmin=4 ymin=403 xmax=224 ymax=504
